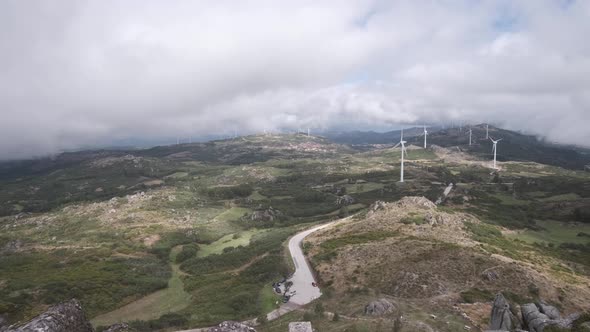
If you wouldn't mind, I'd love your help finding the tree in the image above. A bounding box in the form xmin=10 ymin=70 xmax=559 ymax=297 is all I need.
xmin=332 ymin=312 xmax=340 ymax=322
xmin=314 ymin=303 xmax=325 ymax=317
xmin=257 ymin=314 xmax=268 ymax=325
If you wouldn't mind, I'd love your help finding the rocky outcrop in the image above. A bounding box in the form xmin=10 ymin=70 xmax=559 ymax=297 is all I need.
xmin=394 ymin=196 xmax=436 ymax=210
xmin=103 ymin=323 xmax=134 ymax=332
xmin=537 ymin=302 xmax=560 ymax=320
xmin=208 ymin=321 xmax=256 ymax=332
xmin=288 ymin=321 xmax=313 ymax=332
xmin=336 ymin=195 xmax=355 ymax=206
xmin=249 ymin=206 xmax=283 ymax=222
xmin=490 ymin=293 xmax=513 ymax=331
xmin=5 ymin=299 xmax=93 ymax=332
xmin=364 ymin=298 xmax=398 ymax=316
xmin=521 ymin=302 xmax=580 ymax=332
xmin=481 ymin=270 xmax=499 ymax=282
xmin=369 ymin=200 xmax=387 ymax=213
xmin=522 ymin=303 xmax=552 ymax=332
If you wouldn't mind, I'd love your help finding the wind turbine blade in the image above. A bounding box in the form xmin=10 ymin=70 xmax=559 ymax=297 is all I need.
xmin=497 ymin=138 xmax=503 ymax=142
xmin=393 ymin=142 xmax=401 ymax=149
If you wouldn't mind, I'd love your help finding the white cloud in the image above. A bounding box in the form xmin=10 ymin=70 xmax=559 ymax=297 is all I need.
xmin=0 ymin=0 xmax=589 ymax=159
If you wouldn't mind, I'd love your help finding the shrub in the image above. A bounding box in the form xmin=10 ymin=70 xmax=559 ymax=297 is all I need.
xmin=333 ymin=312 xmax=340 ymax=322
xmin=176 ymin=244 xmax=199 ymax=263
xmin=257 ymin=314 xmax=268 ymax=325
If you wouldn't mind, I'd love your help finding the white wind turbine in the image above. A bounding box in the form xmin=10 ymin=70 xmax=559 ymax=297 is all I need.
xmin=468 ymin=127 xmax=473 ymax=146
xmin=393 ymin=129 xmax=409 ymax=182
xmin=418 ymin=125 xmax=428 ymax=149
xmin=486 ymin=123 xmax=489 ymax=139
xmin=490 ymin=137 xmax=502 ymax=169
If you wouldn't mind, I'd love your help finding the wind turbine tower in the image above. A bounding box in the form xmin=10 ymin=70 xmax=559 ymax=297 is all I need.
xmin=422 ymin=125 xmax=428 ymax=148
xmin=486 ymin=124 xmax=489 ymax=139
xmin=394 ymin=129 xmax=408 ymax=182
xmin=490 ymin=137 xmax=502 ymax=169
xmin=307 ymin=128 xmax=310 ymax=137
xmin=468 ymin=127 xmax=473 ymax=146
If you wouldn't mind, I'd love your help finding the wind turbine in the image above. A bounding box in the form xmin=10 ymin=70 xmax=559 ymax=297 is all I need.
xmin=307 ymin=128 xmax=310 ymax=137
xmin=468 ymin=127 xmax=473 ymax=146
xmin=393 ymin=129 xmax=408 ymax=182
xmin=486 ymin=124 xmax=489 ymax=139
xmin=490 ymin=137 xmax=502 ymax=169
xmin=418 ymin=125 xmax=428 ymax=149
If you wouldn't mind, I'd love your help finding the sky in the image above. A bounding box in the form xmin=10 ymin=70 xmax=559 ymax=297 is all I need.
xmin=1 ymin=0 xmax=590 ymax=159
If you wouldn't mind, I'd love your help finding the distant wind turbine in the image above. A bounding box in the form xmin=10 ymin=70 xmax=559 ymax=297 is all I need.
xmin=468 ymin=127 xmax=473 ymax=146
xmin=307 ymin=128 xmax=310 ymax=137
xmin=490 ymin=137 xmax=502 ymax=169
xmin=418 ymin=125 xmax=428 ymax=149
xmin=486 ymin=124 xmax=489 ymax=139
xmin=393 ymin=129 xmax=408 ymax=182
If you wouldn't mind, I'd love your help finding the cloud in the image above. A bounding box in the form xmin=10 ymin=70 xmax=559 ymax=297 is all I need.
xmin=0 ymin=0 xmax=589 ymax=159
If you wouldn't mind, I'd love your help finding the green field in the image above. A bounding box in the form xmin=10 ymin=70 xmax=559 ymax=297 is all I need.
xmin=197 ymin=229 xmax=266 ymax=257
xmin=507 ymin=220 xmax=590 ymax=245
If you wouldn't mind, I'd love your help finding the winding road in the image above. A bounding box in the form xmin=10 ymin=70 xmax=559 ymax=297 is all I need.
xmin=264 ymin=220 xmax=338 ymax=321
xmin=177 ymin=221 xmax=339 ymax=331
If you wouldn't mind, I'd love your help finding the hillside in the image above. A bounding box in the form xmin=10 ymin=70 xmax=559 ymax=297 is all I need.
xmin=326 ymin=125 xmax=590 ymax=170
xmin=1 ymin=128 xmax=589 ymax=331
xmin=296 ymin=197 xmax=590 ymax=331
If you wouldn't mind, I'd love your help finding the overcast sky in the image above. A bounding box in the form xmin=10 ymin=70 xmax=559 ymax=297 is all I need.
xmin=1 ymin=0 xmax=590 ymax=159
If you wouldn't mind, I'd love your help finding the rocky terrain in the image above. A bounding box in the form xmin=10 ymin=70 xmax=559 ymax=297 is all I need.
xmin=304 ymin=197 xmax=590 ymax=331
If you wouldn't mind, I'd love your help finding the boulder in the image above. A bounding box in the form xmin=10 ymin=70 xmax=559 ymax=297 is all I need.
xmin=288 ymin=321 xmax=313 ymax=332
xmin=103 ymin=323 xmax=134 ymax=332
xmin=521 ymin=303 xmax=551 ymax=332
xmin=490 ymin=293 xmax=512 ymax=331
xmin=336 ymin=195 xmax=355 ymax=206
xmin=481 ymin=270 xmax=499 ymax=282
xmin=365 ymin=298 xmax=398 ymax=316
xmin=394 ymin=197 xmax=436 ymax=210
xmin=249 ymin=207 xmax=283 ymax=222
xmin=208 ymin=321 xmax=256 ymax=332
xmin=5 ymin=299 xmax=94 ymax=332
xmin=537 ymin=302 xmax=560 ymax=320
xmin=369 ymin=201 xmax=387 ymax=213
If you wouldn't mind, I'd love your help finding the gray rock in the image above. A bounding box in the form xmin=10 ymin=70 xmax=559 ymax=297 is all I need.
xmin=551 ymin=313 xmax=581 ymax=330
xmin=103 ymin=323 xmax=134 ymax=332
xmin=490 ymin=293 xmax=512 ymax=331
xmin=336 ymin=195 xmax=355 ymax=206
xmin=208 ymin=321 xmax=256 ymax=332
xmin=288 ymin=321 xmax=313 ymax=332
xmin=249 ymin=206 xmax=282 ymax=222
xmin=365 ymin=298 xmax=397 ymax=316
xmin=6 ymin=299 xmax=94 ymax=332
xmin=537 ymin=302 xmax=560 ymax=320
xmin=521 ymin=303 xmax=551 ymax=332
xmin=481 ymin=270 xmax=499 ymax=282
xmin=369 ymin=201 xmax=387 ymax=213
